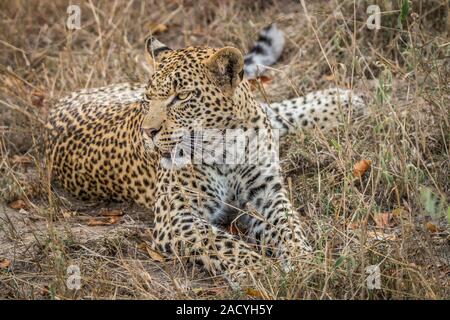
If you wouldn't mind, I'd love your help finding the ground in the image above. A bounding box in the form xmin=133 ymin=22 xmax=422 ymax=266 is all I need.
xmin=0 ymin=0 xmax=449 ymax=299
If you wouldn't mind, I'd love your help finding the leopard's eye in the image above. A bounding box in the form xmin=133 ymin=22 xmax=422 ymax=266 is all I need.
xmin=176 ymin=92 xmax=191 ymax=101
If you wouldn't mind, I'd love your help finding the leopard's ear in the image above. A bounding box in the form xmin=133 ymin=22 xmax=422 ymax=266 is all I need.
xmin=145 ymin=36 xmax=172 ymax=67
xmin=204 ymin=47 xmax=244 ymax=96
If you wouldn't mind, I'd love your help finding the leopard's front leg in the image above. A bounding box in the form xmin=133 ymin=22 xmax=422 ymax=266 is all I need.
xmin=151 ymin=169 xmax=263 ymax=282
xmin=238 ymin=163 xmax=312 ymax=269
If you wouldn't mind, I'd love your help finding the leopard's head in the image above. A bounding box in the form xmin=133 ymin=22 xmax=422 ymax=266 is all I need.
xmin=141 ymin=37 xmax=251 ymax=168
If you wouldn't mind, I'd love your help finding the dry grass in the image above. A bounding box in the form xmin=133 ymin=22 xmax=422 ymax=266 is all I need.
xmin=0 ymin=0 xmax=449 ymax=299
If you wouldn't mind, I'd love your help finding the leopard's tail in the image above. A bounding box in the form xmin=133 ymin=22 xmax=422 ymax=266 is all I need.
xmin=243 ymin=23 xmax=285 ymax=79
xmin=261 ymin=88 xmax=367 ymax=137
xmin=243 ymin=26 xmax=366 ymax=136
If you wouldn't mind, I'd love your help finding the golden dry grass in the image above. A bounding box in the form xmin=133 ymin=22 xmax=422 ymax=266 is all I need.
xmin=0 ymin=0 xmax=449 ymax=299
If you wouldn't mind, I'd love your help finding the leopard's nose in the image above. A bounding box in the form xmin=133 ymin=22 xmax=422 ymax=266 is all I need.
xmin=143 ymin=127 xmax=161 ymax=138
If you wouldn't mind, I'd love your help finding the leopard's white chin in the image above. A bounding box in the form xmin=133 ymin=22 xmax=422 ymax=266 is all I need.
xmin=160 ymin=154 xmax=191 ymax=170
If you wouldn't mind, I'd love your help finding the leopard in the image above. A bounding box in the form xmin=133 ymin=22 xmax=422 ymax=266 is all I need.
xmin=46 ymin=26 xmax=366 ymax=282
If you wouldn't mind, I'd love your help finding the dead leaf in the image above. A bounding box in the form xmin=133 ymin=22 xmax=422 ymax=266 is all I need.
xmin=149 ymin=23 xmax=168 ymax=34
xmin=245 ymin=288 xmax=265 ymax=299
xmin=348 ymin=220 xmax=365 ymax=230
xmin=0 ymin=258 xmax=11 ymax=269
xmin=9 ymin=199 xmax=29 ymax=210
xmin=366 ymin=230 xmax=397 ymax=241
xmin=30 ymin=90 xmax=45 ymax=108
xmin=353 ymin=159 xmax=372 ymax=177
xmin=248 ymin=76 xmax=272 ymax=91
xmin=348 ymin=221 xmax=361 ymax=230
xmin=137 ymin=242 xmax=147 ymax=251
xmin=106 ymin=216 xmax=121 ymax=224
xmin=192 ymin=287 xmax=225 ymax=296
xmin=258 ymin=75 xmax=272 ymax=84
xmin=139 ymin=243 xmax=165 ymax=262
xmin=99 ymin=209 xmax=124 ymax=217
xmin=86 ymin=219 xmax=106 ymax=226
xmin=392 ymin=207 xmax=407 ymax=218
xmin=146 ymin=247 xmax=165 ymax=262
xmin=227 ymin=223 xmax=242 ymax=235
xmin=62 ymin=211 xmax=73 ymax=219
xmin=373 ymin=212 xmax=392 ymax=228
xmin=11 ymin=155 xmax=33 ymax=166
xmin=87 ymin=216 xmax=121 ymax=226
xmin=426 ymin=222 xmax=438 ymax=233
xmin=323 ymin=73 xmax=335 ymax=81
